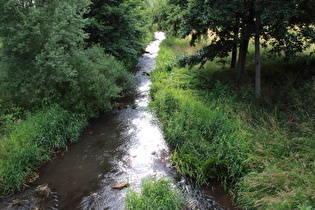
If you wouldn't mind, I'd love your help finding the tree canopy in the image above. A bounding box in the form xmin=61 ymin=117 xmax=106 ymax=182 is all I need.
xmin=85 ymin=0 xmax=151 ymax=68
xmin=155 ymin=0 xmax=315 ymax=97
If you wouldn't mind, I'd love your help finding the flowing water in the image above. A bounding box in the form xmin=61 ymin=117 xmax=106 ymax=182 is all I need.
xmin=1 ymin=32 xmax=235 ymax=210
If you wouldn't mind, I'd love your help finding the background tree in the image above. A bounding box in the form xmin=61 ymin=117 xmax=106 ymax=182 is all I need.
xmin=158 ymin=0 xmax=315 ymax=98
xmin=253 ymin=0 xmax=315 ymax=98
xmin=84 ymin=0 xmax=151 ymax=68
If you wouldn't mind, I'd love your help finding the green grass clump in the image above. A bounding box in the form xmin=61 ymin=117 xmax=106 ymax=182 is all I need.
xmin=125 ymin=177 xmax=185 ymax=210
xmin=150 ymin=36 xmax=315 ymax=209
xmin=150 ymin=40 xmax=251 ymax=187
xmin=151 ymin=86 xmax=251 ymax=186
xmin=0 ymin=105 xmax=86 ymax=197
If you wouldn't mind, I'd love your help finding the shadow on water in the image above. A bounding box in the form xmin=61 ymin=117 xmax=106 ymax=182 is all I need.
xmin=1 ymin=32 xmax=235 ymax=210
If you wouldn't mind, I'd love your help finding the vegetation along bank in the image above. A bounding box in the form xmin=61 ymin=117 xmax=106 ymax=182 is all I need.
xmin=0 ymin=0 xmax=153 ymax=197
xmin=149 ymin=35 xmax=315 ymax=210
xmin=0 ymin=0 xmax=314 ymax=209
xmin=147 ymin=0 xmax=315 ymax=209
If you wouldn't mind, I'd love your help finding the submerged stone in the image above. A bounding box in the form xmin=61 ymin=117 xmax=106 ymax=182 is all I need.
xmin=111 ymin=182 xmax=129 ymax=189
xmin=36 ymin=184 xmax=53 ymax=200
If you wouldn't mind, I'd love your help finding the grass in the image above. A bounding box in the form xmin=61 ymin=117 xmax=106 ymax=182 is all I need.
xmin=125 ymin=177 xmax=185 ymax=210
xmin=150 ymin=36 xmax=315 ymax=209
xmin=0 ymin=105 xmax=87 ymax=197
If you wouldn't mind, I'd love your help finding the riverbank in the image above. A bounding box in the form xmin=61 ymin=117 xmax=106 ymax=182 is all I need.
xmin=0 ymin=106 xmax=87 ymax=197
xmin=149 ymin=36 xmax=315 ymax=209
xmin=0 ymin=0 xmax=154 ymax=200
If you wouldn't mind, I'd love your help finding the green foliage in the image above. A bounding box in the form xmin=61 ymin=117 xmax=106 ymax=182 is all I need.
xmin=236 ymin=78 xmax=315 ymax=209
xmin=0 ymin=106 xmax=87 ymax=197
xmin=149 ymin=0 xmax=186 ymax=35
xmin=85 ymin=0 xmax=152 ymax=68
xmin=0 ymin=0 xmax=88 ymax=108
xmin=125 ymin=177 xmax=185 ymax=210
xmin=150 ymin=36 xmax=315 ymax=209
xmin=62 ymin=46 xmax=134 ymax=117
xmin=0 ymin=0 xmax=133 ymax=118
xmin=0 ymin=104 xmax=23 ymax=136
xmin=155 ymin=0 xmax=315 ymax=91
xmin=150 ymin=38 xmax=251 ymax=186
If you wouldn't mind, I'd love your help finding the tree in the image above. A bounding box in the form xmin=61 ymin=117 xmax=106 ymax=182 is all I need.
xmin=0 ymin=0 xmax=88 ymax=106
xmin=84 ymin=0 xmax=150 ymax=68
xmin=254 ymin=7 xmax=262 ymax=99
xmin=253 ymin=0 xmax=315 ymax=98
xmin=0 ymin=0 xmax=133 ymax=117
xmin=161 ymin=0 xmax=315 ymax=97
xmin=166 ymin=0 xmax=248 ymax=71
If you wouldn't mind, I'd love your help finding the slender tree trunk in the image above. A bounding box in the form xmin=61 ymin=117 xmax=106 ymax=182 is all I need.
xmin=231 ymin=17 xmax=240 ymax=69
xmin=236 ymin=3 xmax=255 ymax=87
xmin=231 ymin=26 xmax=239 ymax=69
xmin=255 ymin=12 xmax=261 ymax=100
xmin=236 ymin=34 xmax=249 ymax=86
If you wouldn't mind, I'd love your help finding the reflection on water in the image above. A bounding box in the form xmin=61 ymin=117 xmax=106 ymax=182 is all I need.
xmin=80 ymin=32 xmax=172 ymax=209
xmin=34 ymin=32 xmax=234 ymax=210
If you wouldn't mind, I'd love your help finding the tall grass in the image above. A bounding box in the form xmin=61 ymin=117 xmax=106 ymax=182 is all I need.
xmin=0 ymin=106 xmax=86 ymax=197
xmin=150 ymin=36 xmax=315 ymax=209
xmin=125 ymin=177 xmax=185 ymax=210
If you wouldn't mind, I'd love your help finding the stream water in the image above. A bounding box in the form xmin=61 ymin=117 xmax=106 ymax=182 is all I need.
xmin=1 ymin=32 xmax=234 ymax=210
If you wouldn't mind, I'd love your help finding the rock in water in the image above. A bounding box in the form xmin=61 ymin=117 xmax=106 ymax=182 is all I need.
xmin=36 ymin=184 xmax=53 ymax=199
xmin=111 ymin=181 xmax=129 ymax=189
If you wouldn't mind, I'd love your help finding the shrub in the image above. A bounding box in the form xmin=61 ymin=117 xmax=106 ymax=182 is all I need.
xmin=62 ymin=46 xmax=134 ymax=118
xmin=0 ymin=1 xmax=133 ymax=118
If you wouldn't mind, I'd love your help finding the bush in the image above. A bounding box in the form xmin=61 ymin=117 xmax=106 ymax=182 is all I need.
xmin=62 ymin=46 xmax=134 ymax=118
xmin=0 ymin=1 xmax=133 ymax=118
xmin=85 ymin=0 xmax=152 ymax=69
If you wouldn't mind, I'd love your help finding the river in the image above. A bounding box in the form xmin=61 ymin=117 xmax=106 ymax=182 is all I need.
xmin=1 ymin=32 xmax=234 ymax=210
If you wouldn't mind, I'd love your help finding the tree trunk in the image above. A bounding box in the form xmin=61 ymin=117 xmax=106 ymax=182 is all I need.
xmin=231 ymin=44 xmax=237 ymax=69
xmin=236 ymin=5 xmax=255 ymax=87
xmin=236 ymin=35 xmax=249 ymax=86
xmin=255 ymin=12 xmax=261 ymax=100
xmin=231 ymin=17 xmax=240 ymax=69
xmin=231 ymin=26 xmax=239 ymax=69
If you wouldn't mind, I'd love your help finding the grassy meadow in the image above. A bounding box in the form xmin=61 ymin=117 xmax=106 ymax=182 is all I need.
xmin=149 ymin=36 xmax=315 ymax=209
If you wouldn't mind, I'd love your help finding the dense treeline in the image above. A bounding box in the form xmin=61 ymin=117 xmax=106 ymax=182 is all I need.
xmin=0 ymin=0 xmax=152 ymax=197
xmin=149 ymin=0 xmax=315 ymax=209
